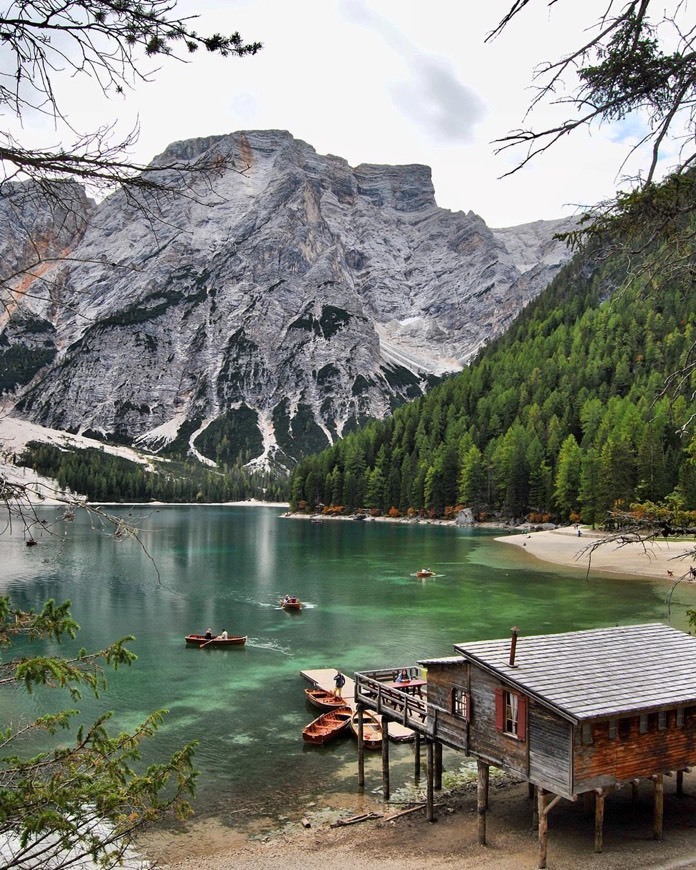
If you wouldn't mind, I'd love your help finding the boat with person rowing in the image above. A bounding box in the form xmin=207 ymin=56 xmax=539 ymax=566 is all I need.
xmin=280 ymin=595 xmax=302 ymax=611
xmin=305 ymin=687 xmax=347 ymax=711
xmin=349 ymin=708 xmax=382 ymax=750
xmin=185 ymin=634 xmax=247 ymax=648
xmin=416 ymin=568 xmax=435 ymax=578
xmin=302 ymin=706 xmax=352 ymax=745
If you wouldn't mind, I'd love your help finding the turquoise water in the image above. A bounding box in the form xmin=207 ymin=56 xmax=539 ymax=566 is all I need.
xmin=3 ymin=505 xmax=695 ymax=824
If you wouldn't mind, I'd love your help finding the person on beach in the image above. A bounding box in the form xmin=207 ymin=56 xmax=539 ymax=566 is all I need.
xmin=333 ymin=670 xmax=346 ymax=698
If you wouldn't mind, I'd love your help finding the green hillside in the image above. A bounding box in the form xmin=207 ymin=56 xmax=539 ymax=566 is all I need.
xmin=289 ymin=218 xmax=696 ymax=524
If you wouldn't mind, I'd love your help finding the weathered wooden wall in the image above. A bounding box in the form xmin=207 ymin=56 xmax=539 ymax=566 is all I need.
xmin=529 ymin=703 xmax=572 ymax=795
xmin=424 ymin=663 xmax=469 ymax=751
xmin=574 ymin=707 xmax=696 ymax=792
xmin=469 ymin=669 xmax=528 ymax=775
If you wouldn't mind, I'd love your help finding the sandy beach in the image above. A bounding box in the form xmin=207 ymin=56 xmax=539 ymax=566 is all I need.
xmin=496 ymin=526 xmax=696 ymax=582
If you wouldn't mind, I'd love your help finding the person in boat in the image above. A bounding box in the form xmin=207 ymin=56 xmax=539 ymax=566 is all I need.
xmin=395 ymin=668 xmax=410 ymax=683
xmin=333 ymin=670 xmax=346 ymax=698
xmin=204 ymin=628 xmax=213 ymax=640
xmin=219 ymin=629 xmax=228 ymax=639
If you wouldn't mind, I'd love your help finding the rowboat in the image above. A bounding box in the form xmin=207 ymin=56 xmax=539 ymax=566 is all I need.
xmin=302 ymin=707 xmax=352 ymax=745
xmin=280 ymin=595 xmax=302 ymax=611
xmin=184 ymin=634 xmax=247 ymax=648
xmin=416 ymin=568 xmax=435 ymax=578
xmin=305 ymin=687 xmax=347 ymax=711
xmin=350 ymin=708 xmax=382 ymax=750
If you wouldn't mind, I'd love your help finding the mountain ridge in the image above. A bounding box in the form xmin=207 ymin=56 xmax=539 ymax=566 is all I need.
xmin=1 ymin=130 xmax=574 ymax=471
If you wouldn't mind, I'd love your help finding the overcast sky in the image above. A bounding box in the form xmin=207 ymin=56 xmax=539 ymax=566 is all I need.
xmin=21 ymin=0 xmax=675 ymax=227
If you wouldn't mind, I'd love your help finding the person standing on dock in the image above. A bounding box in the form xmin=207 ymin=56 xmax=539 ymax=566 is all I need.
xmin=333 ymin=670 xmax=346 ymax=698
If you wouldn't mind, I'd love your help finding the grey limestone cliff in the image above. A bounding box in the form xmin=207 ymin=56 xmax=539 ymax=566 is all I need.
xmin=0 ymin=130 xmax=573 ymax=469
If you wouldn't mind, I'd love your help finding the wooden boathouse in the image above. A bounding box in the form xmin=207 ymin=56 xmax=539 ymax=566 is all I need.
xmin=354 ymin=623 xmax=696 ymax=867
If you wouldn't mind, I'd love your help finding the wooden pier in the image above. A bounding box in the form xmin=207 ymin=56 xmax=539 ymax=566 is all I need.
xmin=300 ymin=668 xmax=417 ymax=742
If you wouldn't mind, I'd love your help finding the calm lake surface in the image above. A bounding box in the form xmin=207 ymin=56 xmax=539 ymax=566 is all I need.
xmin=3 ymin=505 xmax=696 ymax=827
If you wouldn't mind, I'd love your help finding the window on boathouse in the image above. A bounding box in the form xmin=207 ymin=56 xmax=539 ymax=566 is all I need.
xmin=495 ymin=687 xmax=527 ymax=740
xmin=451 ymin=687 xmax=470 ymax=720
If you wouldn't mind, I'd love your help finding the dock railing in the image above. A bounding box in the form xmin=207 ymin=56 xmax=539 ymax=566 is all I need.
xmin=354 ymin=668 xmax=430 ymax=735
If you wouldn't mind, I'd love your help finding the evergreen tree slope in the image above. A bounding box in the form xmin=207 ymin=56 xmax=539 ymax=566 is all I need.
xmin=290 ymin=214 xmax=696 ymax=523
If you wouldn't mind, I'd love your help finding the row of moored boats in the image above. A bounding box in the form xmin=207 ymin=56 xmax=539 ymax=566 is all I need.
xmin=302 ymin=687 xmax=382 ymax=748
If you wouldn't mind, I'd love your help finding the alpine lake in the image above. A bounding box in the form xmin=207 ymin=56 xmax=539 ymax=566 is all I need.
xmin=3 ymin=505 xmax=696 ymax=833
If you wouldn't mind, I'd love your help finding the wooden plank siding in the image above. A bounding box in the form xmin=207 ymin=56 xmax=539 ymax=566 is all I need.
xmin=468 ymin=669 xmax=529 ymax=776
xmin=574 ymin=706 xmax=696 ymax=792
xmin=529 ymin=703 xmax=572 ymax=795
xmin=423 ymin=662 xmax=470 ymax=751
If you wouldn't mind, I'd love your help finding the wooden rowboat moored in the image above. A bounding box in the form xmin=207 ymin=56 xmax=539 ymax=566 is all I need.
xmin=350 ymin=708 xmax=382 ymax=750
xmin=302 ymin=707 xmax=352 ymax=745
xmin=305 ymin=687 xmax=347 ymax=711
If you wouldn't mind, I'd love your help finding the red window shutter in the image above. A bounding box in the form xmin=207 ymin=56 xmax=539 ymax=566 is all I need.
xmin=517 ymin=694 xmax=528 ymax=741
xmin=495 ymin=687 xmax=504 ymax=731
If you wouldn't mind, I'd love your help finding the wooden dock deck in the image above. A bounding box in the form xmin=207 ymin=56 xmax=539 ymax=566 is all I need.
xmin=301 ymin=668 xmax=416 ymax=742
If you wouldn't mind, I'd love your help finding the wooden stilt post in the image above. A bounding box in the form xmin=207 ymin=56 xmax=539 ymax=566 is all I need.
xmin=434 ymin=741 xmax=443 ymax=791
xmin=677 ymin=769 xmax=684 ymax=797
xmin=477 ymin=760 xmax=489 ymax=845
xmin=538 ymin=788 xmax=548 ymax=869
xmin=654 ymin=773 xmax=664 ymax=841
xmin=381 ymin=715 xmax=390 ymax=800
xmin=532 ymin=785 xmax=539 ymax=828
xmin=594 ymin=788 xmax=605 ymax=853
xmin=357 ymin=705 xmax=365 ymax=789
xmin=632 ymin=779 xmax=639 ymax=802
xmin=538 ymin=792 xmax=562 ymax=869
xmin=414 ymin=732 xmax=421 ymax=784
xmin=426 ymin=741 xmax=435 ymax=822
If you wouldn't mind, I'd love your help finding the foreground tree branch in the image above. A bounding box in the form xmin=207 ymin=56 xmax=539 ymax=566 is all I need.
xmin=0 ymin=597 xmax=197 ymax=868
xmin=0 ymin=9 xmax=257 ymax=857
xmin=489 ymin=1 xmax=696 ymax=246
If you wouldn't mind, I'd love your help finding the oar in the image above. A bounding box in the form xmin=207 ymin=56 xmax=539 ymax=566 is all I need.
xmin=200 ymin=637 xmax=216 ymax=648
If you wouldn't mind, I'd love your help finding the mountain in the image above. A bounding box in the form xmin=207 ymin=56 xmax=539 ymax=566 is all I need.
xmin=0 ymin=130 xmax=573 ymax=471
xmin=288 ymin=209 xmax=696 ymax=522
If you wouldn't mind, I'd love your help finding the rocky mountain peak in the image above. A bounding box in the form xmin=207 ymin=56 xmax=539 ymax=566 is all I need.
xmin=0 ymin=130 xmax=574 ymax=471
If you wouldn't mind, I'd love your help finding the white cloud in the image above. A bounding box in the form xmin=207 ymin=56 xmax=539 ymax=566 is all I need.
xmin=391 ymin=56 xmax=485 ymax=142
xmin=4 ymin=0 xmax=673 ymax=227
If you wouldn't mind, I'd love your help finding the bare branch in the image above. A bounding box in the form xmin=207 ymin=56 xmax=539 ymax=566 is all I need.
xmin=490 ymin=1 xmax=696 ymax=207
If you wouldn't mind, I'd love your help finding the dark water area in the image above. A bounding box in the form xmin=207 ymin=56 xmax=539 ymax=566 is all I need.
xmin=3 ymin=506 xmax=696 ymax=826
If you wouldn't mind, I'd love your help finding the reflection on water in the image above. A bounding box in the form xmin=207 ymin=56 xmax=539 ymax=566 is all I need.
xmin=4 ymin=505 xmax=696 ymax=825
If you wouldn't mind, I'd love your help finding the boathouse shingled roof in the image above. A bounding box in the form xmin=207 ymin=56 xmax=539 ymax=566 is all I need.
xmin=453 ymin=623 xmax=696 ymax=723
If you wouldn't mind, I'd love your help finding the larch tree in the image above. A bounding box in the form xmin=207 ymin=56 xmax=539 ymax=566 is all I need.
xmin=492 ymin=0 xmax=696 ymax=562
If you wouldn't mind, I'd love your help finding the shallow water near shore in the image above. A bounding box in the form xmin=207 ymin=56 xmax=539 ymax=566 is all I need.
xmin=4 ymin=505 xmax=696 ymax=830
